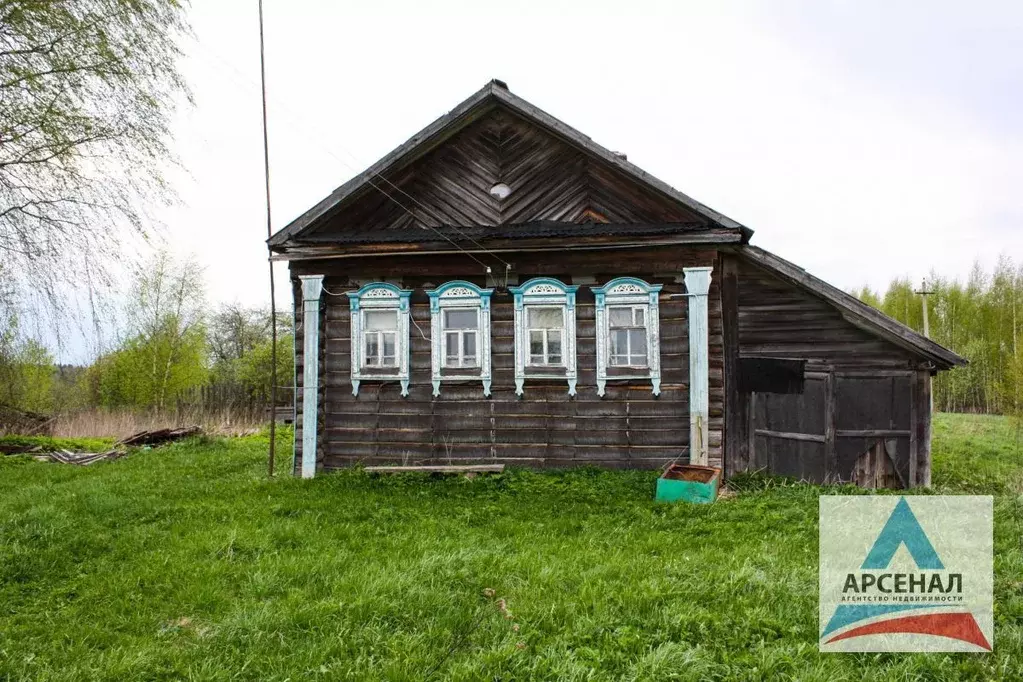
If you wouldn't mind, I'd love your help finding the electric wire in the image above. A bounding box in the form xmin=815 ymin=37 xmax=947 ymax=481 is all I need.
xmin=191 ymin=42 xmax=513 ymax=273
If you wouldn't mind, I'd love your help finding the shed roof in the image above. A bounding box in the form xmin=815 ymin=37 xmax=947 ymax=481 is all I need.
xmin=736 ymin=246 xmax=967 ymax=370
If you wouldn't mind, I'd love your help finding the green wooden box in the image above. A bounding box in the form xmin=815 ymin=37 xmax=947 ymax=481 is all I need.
xmin=655 ymin=464 xmax=720 ymax=503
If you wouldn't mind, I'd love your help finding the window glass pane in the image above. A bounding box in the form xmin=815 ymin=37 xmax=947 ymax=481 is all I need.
xmin=444 ymin=309 xmax=477 ymax=329
xmin=634 ymin=307 xmax=645 ymax=326
xmin=382 ymin=332 xmax=396 ymax=364
xmin=462 ymin=331 xmax=477 ymax=365
xmin=630 ymin=330 xmax=647 ymax=366
xmin=529 ymin=330 xmax=544 ymax=359
xmin=610 ymin=329 xmax=628 ymax=365
xmin=365 ymin=332 xmax=380 ymax=365
xmin=445 ymin=332 xmax=459 ymax=361
xmin=528 ymin=307 xmax=563 ymax=329
xmin=365 ymin=310 xmax=397 ymax=330
xmin=609 ymin=307 xmax=632 ymax=327
xmin=547 ymin=333 xmax=562 ymax=364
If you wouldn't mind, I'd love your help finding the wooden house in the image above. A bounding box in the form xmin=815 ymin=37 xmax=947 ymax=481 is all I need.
xmin=268 ymin=80 xmax=965 ymax=488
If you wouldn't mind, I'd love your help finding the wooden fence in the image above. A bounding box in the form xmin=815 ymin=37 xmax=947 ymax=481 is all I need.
xmin=175 ymin=383 xmax=295 ymax=423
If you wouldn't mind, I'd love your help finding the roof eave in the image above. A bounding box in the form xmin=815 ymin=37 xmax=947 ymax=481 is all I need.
xmin=272 ymin=231 xmax=742 ymax=262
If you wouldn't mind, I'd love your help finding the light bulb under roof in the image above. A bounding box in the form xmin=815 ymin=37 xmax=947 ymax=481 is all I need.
xmin=490 ymin=183 xmax=511 ymax=200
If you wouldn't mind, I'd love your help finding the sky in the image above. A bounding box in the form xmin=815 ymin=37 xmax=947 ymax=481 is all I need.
xmin=69 ymin=0 xmax=1023 ymax=360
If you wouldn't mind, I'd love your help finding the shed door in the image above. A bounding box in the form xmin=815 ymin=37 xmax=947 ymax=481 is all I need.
xmin=752 ymin=374 xmax=828 ymax=481
xmin=834 ymin=374 xmax=912 ymax=488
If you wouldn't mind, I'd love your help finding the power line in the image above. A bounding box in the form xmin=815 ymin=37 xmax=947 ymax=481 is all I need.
xmin=197 ymin=38 xmax=510 ymax=268
xmin=190 ymin=41 xmax=512 ymax=273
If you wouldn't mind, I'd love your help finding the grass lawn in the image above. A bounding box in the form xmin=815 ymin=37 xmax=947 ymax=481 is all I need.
xmin=1 ymin=414 xmax=1022 ymax=681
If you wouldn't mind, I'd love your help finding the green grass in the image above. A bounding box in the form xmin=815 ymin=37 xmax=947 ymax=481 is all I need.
xmin=1 ymin=415 xmax=1021 ymax=681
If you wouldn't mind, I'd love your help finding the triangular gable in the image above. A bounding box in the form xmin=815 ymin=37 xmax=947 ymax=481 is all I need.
xmin=268 ymin=80 xmax=747 ymax=247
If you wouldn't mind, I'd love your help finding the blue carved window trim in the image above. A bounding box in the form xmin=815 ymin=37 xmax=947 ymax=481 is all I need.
xmin=591 ymin=277 xmax=663 ymax=396
xmin=425 ymin=280 xmax=494 ymax=397
xmin=509 ymin=277 xmax=579 ymax=396
xmin=346 ymin=282 xmax=412 ymax=397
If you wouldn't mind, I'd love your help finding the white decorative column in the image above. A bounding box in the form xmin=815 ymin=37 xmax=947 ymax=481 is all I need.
xmin=300 ymin=275 xmax=324 ymax=478
xmin=684 ymin=267 xmax=712 ymax=465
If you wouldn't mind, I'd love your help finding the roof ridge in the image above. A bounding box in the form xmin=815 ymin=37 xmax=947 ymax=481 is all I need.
xmin=269 ymin=82 xmax=749 ymax=248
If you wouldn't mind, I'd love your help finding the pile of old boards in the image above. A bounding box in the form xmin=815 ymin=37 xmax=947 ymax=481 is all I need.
xmin=0 ymin=426 xmax=202 ymax=466
xmin=116 ymin=426 xmax=202 ymax=447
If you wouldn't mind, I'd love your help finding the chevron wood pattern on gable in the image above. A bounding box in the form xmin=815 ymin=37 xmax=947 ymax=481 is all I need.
xmin=306 ymin=108 xmax=707 ymax=239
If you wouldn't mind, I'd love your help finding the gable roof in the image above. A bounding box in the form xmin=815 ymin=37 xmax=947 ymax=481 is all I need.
xmin=736 ymin=245 xmax=967 ymax=370
xmin=266 ymin=81 xmax=964 ymax=371
xmin=268 ymin=79 xmax=750 ymax=249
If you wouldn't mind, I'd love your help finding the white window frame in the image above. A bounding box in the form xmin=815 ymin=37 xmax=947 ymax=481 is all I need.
xmin=526 ymin=305 xmax=566 ymax=367
xmin=607 ymin=305 xmax=649 ymax=368
xmin=441 ymin=308 xmax=480 ymax=369
xmin=426 ymin=281 xmax=493 ymax=397
xmin=509 ymin=278 xmax=579 ymax=396
xmin=592 ymin=277 xmax=663 ymax=396
xmin=362 ymin=309 xmax=400 ymax=368
xmin=347 ymin=283 xmax=412 ymax=397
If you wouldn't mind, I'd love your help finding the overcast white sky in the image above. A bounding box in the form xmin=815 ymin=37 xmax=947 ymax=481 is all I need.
xmin=72 ymin=0 xmax=1023 ymax=360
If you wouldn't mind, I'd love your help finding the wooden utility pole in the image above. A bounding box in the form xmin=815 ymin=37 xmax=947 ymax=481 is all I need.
xmin=915 ymin=281 xmax=935 ymax=414
xmin=917 ymin=284 xmax=932 ymax=337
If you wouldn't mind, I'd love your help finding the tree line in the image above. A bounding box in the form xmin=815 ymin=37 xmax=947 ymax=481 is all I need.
xmin=853 ymin=255 xmax=1022 ymax=415
xmin=3 ymin=252 xmax=1020 ymax=419
xmin=0 ymin=252 xmax=293 ymax=417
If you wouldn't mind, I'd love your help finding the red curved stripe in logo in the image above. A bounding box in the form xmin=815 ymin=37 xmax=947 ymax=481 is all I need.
xmin=824 ymin=613 xmax=991 ymax=650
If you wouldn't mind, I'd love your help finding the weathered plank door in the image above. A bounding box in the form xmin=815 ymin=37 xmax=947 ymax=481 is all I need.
xmin=750 ymin=373 xmax=831 ymax=481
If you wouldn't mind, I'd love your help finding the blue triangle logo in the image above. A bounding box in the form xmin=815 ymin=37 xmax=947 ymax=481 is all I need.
xmin=821 ymin=497 xmax=948 ymax=639
xmin=861 ymin=497 xmax=944 ymax=570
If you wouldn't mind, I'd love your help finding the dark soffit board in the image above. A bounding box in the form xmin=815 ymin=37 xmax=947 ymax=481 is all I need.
xmin=293 ymin=221 xmax=726 ymax=244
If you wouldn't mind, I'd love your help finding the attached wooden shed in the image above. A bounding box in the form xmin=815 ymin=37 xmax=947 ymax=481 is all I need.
xmin=269 ymin=80 xmax=965 ymax=488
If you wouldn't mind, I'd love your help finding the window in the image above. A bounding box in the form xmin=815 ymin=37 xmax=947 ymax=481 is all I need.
xmin=608 ymin=306 xmax=647 ymax=367
xmin=347 ymin=283 xmax=412 ymax=397
xmin=591 ymin=277 xmax=663 ymax=396
xmin=509 ymin=278 xmax=579 ymax=396
xmin=443 ymin=308 xmax=479 ymax=368
xmin=527 ymin=307 xmax=564 ymax=366
xmin=363 ymin=310 xmax=398 ymax=367
xmin=426 ymin=281 xmax=493 ymax=396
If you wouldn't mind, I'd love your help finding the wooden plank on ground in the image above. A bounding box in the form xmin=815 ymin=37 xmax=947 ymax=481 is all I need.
xmin=363 ymin=464 xmax=505 ymax=474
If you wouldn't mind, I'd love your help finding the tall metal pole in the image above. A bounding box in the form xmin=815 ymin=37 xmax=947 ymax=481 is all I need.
xmin=259 ymin=0 xmax=279 ymax=477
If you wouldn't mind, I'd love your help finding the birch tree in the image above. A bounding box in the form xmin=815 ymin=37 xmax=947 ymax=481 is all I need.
xmin=0 ymin=0 xmax=190 ymax=312
xmin=856 ymin=256 xmax=1023 ymax=415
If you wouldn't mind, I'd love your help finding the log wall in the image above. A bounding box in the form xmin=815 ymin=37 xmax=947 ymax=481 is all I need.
xmin=735 ymin=258 xmax=918 ymax=370
xmin=292 ymin=247 xmax=724 ymax=472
